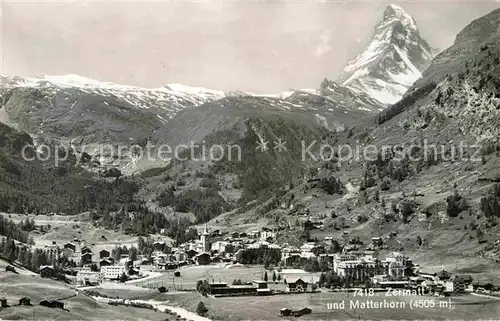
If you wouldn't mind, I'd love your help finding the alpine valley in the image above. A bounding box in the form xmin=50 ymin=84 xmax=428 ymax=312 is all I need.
xmin=1 ymin=4 xmax=500 ymax=321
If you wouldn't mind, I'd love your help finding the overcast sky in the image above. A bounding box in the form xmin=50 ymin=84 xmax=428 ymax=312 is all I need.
xmin=1 ymin=0 xmax=498 ymax=93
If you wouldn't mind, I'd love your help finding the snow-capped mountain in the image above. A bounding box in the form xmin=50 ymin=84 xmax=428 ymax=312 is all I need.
xmin=338 ymin=4 xmax=435 ymax=104
xmin=0 ymin=74 xmax=225 ymax=120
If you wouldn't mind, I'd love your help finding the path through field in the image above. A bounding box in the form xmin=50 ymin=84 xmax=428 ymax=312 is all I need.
xmin=93 ymin=296 xmax=213 ymax=321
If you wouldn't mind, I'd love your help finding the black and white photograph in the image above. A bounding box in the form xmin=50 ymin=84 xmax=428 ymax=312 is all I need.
xmin=1 ymin=0 xmax=500 ymax=320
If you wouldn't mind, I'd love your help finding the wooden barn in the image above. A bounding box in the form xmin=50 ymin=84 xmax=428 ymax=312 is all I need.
xmin=40 ymin=300 xmax=64 ymax=309
xmin=19 ymin=297 xmax=31 ymax=306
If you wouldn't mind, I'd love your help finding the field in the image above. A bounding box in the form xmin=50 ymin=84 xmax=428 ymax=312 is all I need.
xmin=127 ymin=265 xmax=500 ymax=320
xmin=155 ymin=290 xmax=500 ymax=321
xmin=136 ymin=264 xmax=271 ymax=289
xmin=5 ymin=213 xmax=172 ymax=257
xmin=133 ymin=264 xmax=320 ymax=292
xmin=0 ymin=264 xmax=170 ymax=321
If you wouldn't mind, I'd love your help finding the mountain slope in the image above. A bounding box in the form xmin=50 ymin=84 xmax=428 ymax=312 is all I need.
xmin=205 ymin=7 xmax=500 ymax=278
xmin=0 ymin=75 xmax=225 ymax=145
xmin=338 ymin=4 xmax=435 ymax=104
xmin=412 ymin=7 xmax=500 ymax=90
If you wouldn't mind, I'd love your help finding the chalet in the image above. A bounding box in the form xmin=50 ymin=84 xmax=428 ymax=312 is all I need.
xmin=253 ymin=280 xmax=272 ymax=296
xmin=418 ymin=271 xmax=436 ymax=281
xmin=253 ymin=280 xmax=268 ymax=289
xmin=99 ymin=249 xmax=110 ymax=259
xmin=280 ymin=308 xmax=292 ymax=317
xmin=99 ymin=258 xmax=112 ymax=267
xmin=435 ymin=270 xmax=451 ymax=283
xmin=284 ymin=277 xmax=307 ymax=292
xmin=19 ymin=297 xmax=31 ymax=306
xmin=63 ymin=242 xmax=76 ymax=252
xmin=128 ymin=267 xmax=140 ymax=276
xmin=39 ymin=300 xmax=64 ymax=309
xmin=186 ymin=249 xmax=199 ymax=259
xmin=450 ymin=275 xmax=474 ymax=292
xmin=81 ymin=246 xmax=92 ymax=255
xmin=194 ymin=253 xmax=211 ymax=266
xmin=210 ymin=229 xmax=222 ymax=237
xmin=61 ymin=247 xmax=75 ymax=259
xmin=153 ymin=254 xmax=167 ymax=267
xmin=165 ymin=262 xmax=179 ymax=270
xmin=81 ymin=252 xmax=92 ymax=265
xmin=153 ymin=239 xmax=171 ymax=253
xmin=5 ymin=265 xmax=16 ymax=273
xmin=208 ymin=283 xmax=257 ymax=296
xmin=292 ymin=308 xmax=312 ymax=317
xmin=39 ymin=265 xmax=55 ymax=278
xmin=248 ymin=231 xmax=260 ymax=239
xmin=371 ymin=237 xmax=383 ymax=247
xmin=231 ymin=232 xmax=239 ymax=239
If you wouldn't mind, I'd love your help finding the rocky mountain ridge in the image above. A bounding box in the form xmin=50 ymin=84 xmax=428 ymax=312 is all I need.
xmin=332 ymin=4 xmax=435 ymax=105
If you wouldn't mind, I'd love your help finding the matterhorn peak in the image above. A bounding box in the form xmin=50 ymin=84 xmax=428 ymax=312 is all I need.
xmin=383 ymin=4 xmax=411 ymax=20
xmin=338 ymin=4 xmax=434 ymax=105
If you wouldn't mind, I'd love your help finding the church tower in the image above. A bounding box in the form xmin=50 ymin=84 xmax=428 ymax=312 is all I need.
xmin=201 ymin=223 xmax=210 ymax=253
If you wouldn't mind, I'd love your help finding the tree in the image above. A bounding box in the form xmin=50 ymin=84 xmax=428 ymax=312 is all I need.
xmin=325 ymin=271 xmax=342 ymax=288
xmin=319 ymin=273 xmax=326 ymax=288
xmin=272 ymin=271 xmax=276 ymax=282
xmin=119 ymin=272 xmax=128 ymax=283
xmin=416 ymin=236 xmax=423 ymax=247
xmin=197 ymin=280 xmax=211 ymax=297
xmin=400 ymin=200 xmax=414 ymax=223
xmin=446 ymin=190 xmax=467 ymax=217
xmin=196 ymin=280 xmax=203 ymax=291
xmin=129 ymin=246 xmax=138 ymax=262
xmin=476 ymin=228 xmax=485 ymax=242
xmin=263 ymin=271 xmax=268 ymax=282
xmin=196 ymin=301 xmax=208 ymax=316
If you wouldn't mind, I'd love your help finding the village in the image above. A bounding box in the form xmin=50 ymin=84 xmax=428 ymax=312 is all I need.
xmin=31 ymin=223 xmax=497 ymax=301
xmin=1 ymin=216 xmax=500 ymax=320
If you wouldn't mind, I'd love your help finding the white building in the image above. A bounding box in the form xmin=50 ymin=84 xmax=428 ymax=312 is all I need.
xmin=300 ymin=242 xmax=316 ymax=253
xmin=260 ymin=231 xmax=276 ymax=241
xmin=76 ymin=271 xmax=102 ymax=285
xmin=211 ymin=241 xmax=229 ymax=253
xmin=101 ymin=265 xmax=126 ymax=280
xmin=174 ymin=250 xmax=187 ymax=262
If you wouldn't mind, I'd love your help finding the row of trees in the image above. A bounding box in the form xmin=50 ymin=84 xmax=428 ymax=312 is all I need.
xmin=235 ymin=247 xmax=281 ymax=265
xmin=111 ymin=245 xmax=139 ymax=262
xmin=376 ymin=81 xmax=437 ymax=124
xmin=0 ymin=236 xmax=64 ymax=273
xmin=0 ymin=215 xmax=35 ymax=245
xmin=481 ymin=184 xmax=500 ymax=218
